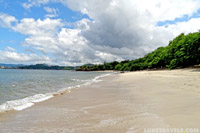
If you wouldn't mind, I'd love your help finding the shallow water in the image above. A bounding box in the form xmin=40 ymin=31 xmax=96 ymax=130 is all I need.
xmin=0 ymin=69 xmax=111 ymax=112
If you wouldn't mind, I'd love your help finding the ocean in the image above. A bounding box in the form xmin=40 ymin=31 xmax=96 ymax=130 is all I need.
xmin=0 ymin=69 xmax=111 ymax=113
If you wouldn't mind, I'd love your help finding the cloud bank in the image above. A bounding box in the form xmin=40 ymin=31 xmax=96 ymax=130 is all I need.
xmin=1 ymin=0 xmax=200 ymax=65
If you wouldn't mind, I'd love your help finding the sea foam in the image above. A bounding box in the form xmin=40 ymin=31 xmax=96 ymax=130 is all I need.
xmin=0 ymin=73 xmax=112 ymax=113
xmin=0 ymin=94 xmax=53 ymax=111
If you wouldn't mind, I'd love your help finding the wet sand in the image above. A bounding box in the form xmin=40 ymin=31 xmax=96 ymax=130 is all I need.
xmin=0 ymin=69 xmax=200 ymax=133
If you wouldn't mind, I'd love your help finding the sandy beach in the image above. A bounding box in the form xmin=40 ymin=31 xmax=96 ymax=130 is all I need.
xmin=0 ymin=69 xmax=200 ymax=133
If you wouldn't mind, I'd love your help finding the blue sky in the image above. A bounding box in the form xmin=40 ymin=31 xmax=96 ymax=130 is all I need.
xmin=157 ymin=9 xmax=200 ymax=27
xmin=0 ymin=0 xmax=200 ymax=65
xmin=0 ymin=0 xmax=88 ymax=54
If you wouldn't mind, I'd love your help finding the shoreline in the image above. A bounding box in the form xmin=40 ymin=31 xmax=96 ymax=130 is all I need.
xmin=0 ymin=69 xmax=200 ymax=132
xmin=0 ymin=72 xmax=113 ymax=114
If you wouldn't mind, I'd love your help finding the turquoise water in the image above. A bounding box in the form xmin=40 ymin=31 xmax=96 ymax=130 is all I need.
xmin=0 ymin=69 xmax=111 ymax=112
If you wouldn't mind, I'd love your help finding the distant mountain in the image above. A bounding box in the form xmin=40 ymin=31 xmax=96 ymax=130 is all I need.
xmin=0 ymin=63 xmax=78 ymax=70
xmin=0 ymin=63 xmax=25 ymax=68
xmin=18 ymin=64 xmax=77 ymax=70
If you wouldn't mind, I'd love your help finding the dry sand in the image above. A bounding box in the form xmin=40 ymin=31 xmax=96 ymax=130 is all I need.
xmin=0 ymin=69 xmax=200 ymax=133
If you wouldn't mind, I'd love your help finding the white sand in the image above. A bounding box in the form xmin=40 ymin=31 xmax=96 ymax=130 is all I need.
xmin=0 ymin=69 xmax=200 ymax=133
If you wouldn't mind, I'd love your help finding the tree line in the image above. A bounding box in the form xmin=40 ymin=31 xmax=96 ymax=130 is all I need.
xmin=77 ymin=32 xmax=200 ymax=71
xmin=18 ymin=64 xmax=76 ymax=70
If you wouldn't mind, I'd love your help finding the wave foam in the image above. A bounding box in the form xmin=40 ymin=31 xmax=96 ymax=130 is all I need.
xmin=0 ymin=73 xmax=113 ymax=113
xmin=0 ymin=94 xmax=53 ymax=112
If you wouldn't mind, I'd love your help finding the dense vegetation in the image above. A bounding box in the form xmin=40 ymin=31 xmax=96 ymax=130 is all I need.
xmin=77 ymin=32 xmax=200 ymax=71
xmin=18 ymin=64 xmax=76 ymax=70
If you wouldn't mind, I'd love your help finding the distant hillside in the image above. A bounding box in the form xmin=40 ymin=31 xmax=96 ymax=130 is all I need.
xmin=77 ymin=32 xmax=200 ymax=71
xmin=0 ymin=63 xmax=25 ymax=68
xmin=18 ymin=64 xmax=77 ymax=70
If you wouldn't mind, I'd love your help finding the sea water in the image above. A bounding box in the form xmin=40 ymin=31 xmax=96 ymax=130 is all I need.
xmin=0 ymin=69 xmax=111 ymax=112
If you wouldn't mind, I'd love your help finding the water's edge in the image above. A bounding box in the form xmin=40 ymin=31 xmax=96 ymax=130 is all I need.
xmin=0 ymin=73 xmax=113 ymax=113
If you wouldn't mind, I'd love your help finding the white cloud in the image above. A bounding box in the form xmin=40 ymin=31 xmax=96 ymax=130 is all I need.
xmin=22 ymin=0 xmax=51 ymax=9
xmin=163 ymin=17 xmax=200 ymax=36
xmin=65 ymin=0 xmax=200 ymax=22
xmin=44 ymin=6 xmax=56 ymax=13
xmin=1 ymin=0 xmax=200 ymax=65
xmin=0 ymin=47 xmax=51 ymax=64
xmin=0 ymin=13 xmax=124 ymax=65
xmin=44 ymin=6 xmax=58 ymax=18
xmin=6 ymin=46 xmax=16 ymax=52
xmin=0 ymin=13 xmax=17 ymax=28
xmin=0 ymin=14 xmax=63 ymax=36
xmin=64 ymin=0 xmax=200 ymax=57
xmin=13 ymin=18 xmax=63 ymax=36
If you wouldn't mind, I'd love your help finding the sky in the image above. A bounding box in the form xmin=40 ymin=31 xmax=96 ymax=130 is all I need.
xmin=0 ymin=0 xmax=200 ymax=66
